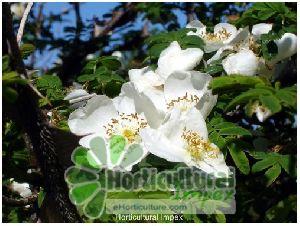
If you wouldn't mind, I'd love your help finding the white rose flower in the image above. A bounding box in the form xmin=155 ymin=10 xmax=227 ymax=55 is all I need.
xmin=10 ymin=181 xmax=32 ymax=198
xmin=251 ymin=23 xmax=273 ymax=40
xmin=140 ymin=107 xmax=230 ymax=177
xmin=222 ymin=49 xmax=259 ymax=76
xmin=187 ymin=20 xmax=240 ymax=53
xmin=155 ymin=41 xmax=204 ymax=80
xmin=64 ymin=89 xmax=96 ymax=109
xmin=67 ymin=93 xmax=151 ymax=171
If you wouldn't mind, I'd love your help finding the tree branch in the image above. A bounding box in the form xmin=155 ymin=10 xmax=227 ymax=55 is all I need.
xmin=3 ymin=194 xmax=38 ymax=207
xmin=17 ymin=2 xmax=33 ymax=46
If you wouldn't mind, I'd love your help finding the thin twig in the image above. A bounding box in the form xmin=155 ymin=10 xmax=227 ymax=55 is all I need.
xmin=3 ymin=193 xmax=38 ymax=207
xmin=17 ymin=2 xmax=33 ymax=45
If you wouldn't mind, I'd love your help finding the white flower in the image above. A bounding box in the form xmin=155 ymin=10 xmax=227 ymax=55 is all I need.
xmin=86 ymin=54 xmax=95 ymax=60
xmin=129 ymin=66 xmax=164 ymax=92
xmin=136 ymin=70 xmax=217 ymax=122
xmin=10 ymin=3 xmax=25 ymax=19
xmin=127 ymin=67 xmax=166 ymax=128
xmin=187 ymin=20 xmax=239 ymax=53
xmin=10 ymin=181 xmax=32 ymax=198
xmin=140 ymin=107 xmax=230 ymax=177
xmin=68 ymin=94 xmax=149 ymax=171
xmin=222 ymin=49 xmax=259 ymax=76
xmin=271 ymin=33 xmax=297 ymax=64
xmin=64 ymin=89 xmax=96 ymax=109
xmin=155 ymin=41 xmax=204 ymax=80
xmin=251 ymin=23 xmax=273 ymax=40
xmin=255 ymin=105 xmax=272 ymax=122
xmin=163 ymin=70 xmax=217 ymax=119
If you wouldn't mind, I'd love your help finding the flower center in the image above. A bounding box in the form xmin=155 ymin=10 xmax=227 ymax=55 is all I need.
xmin=103 ymin=113 xmax=148 ymax=143
xmin=167 ymin=92 xmax=200 ymax=112
xmin=205 ymin=28 xmax=232 ymax=41
xmin=121 ymin=128 xmax=137 ymax=143
xmin=181 ymin=128 xmax=219 ymax=162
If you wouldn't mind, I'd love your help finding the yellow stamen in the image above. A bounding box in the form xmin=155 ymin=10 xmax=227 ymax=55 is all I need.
xmin=182 ymin=128 xmax=219 ymax=162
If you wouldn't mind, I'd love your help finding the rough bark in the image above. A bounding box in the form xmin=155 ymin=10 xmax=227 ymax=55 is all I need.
xmin=3 ymin=3 xmax=82 ymax=222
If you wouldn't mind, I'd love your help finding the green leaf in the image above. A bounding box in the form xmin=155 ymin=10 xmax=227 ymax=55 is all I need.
xmin=265 ymin=195 xmax=296 ymax=222
xmin=214 ymin=121 xmax=251 ymax=135
xmin=99 ymin=56 xmax=121 ymax=71
xmin=259 ymin=95 xmax=281 ymax=114
xmin=210 ymin=75 xmax=266 ymax=94
xmin=37 ymin=188 xmax=46 ymax=208
xmin=77 ymin=74 xmax=97 ymax=82
xmin=275 ymin=86 xmax=296 ymax=110
xmin=3 ymin=72 xmax=27 ymax=86
xmin=228 ymin=143 xmax=250 ymax=175
xmin=209 ymin=131 xmax=227 ymax=150
xmin=2 ymin=55 xmax=10 ymax=72
xmin=226 ymin=88 xmax=273 ymax=111
xmin=3 ymin=86 xmax=18 ymax=103
xmin=149 ymin=43 xmax=169 ymax=58
xmin=264 ymin=163 xmax=281 ymax=186
xmin=278 ymin=155 xmax=296 ymax=178
xmin=252 ymin=157 xmax=277 ymax=173
xmin=104 ymin=80 xmax=123 ymax=98
xmin=20 ymin=43 xmax=35 ymax=59
xmin=180 ymin=35 xmax=204 ymax=49
xmin=36 ymin=75 xmax=62 ymax=90
xmin=215 ymin=210 xmax=226 ymax=223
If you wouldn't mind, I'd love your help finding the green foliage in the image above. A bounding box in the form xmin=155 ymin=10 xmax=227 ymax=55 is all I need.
xmin=20 ymin=43 xmax=35 ymax=59
xmin=228 ymin=142 xmax=250 ymax=175
xmin=145 ymin=28 xmax=204 ymax=62
xmin=210 ymin=75 xmax=267 ymax=94
xmin=208 ymin=115 xmax=251 ymax=174
xmin=77 ymin=56 xmax=125 ymax=97
xmin=235 ymin=2 xmax=296 ymax=61
xmin=35 ymin=74 xmax=65 ymax=106
xmin=211 ymin=75 xmax=296 ymax=120
xmin=249 ymin=151 xmax=296 ymax=186
xmin=265 ymin=195 xmax=296 ymax=222
xmin=2 ymin=56 xmax=28 ymax=103
xmin=235 ymin=3 xmax=296 ymax=29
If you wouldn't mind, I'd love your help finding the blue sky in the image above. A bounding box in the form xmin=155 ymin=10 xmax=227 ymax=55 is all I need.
xmin=30 ymin=2 xmax=187 ymax=70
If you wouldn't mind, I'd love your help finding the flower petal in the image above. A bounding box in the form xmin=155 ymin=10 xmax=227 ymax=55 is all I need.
xmin=207 ymin=46 xmax=234 ymax=65
xmin=68 ymin=95 xmax=118 ymax=136
xmin=138 ymin=87 xmax=167 ymax=129
xmin=271 ymin=33 xmax=297 ymax=64
xmin=129 ymin=67 xmax=163 ymax=91
xmin=214 ymin=23 xmax=237 ymax=43
xmin=184 ymin=107 xmax=208 ymax=140
xmin=164 ymin=71 xmax=212 ymax=103
xmin=186 ymin=20 xmax=206 ymax=36
xmin=222 ymin=49 xmax=259 ymax=76
xmin=156 ymin=41 xmax=203 ymax=79
xmin=196 ymin=91 xmax=218 ymax=119
xmin=252 ymin=23 xmax=272 ymax=40
xmin=140 ymin=128 xmax=186 ymax=162
xmin=64 ymin=89 xmax=89 ymax=101
xmin=197 ymin=149 xmax=230 ymax=177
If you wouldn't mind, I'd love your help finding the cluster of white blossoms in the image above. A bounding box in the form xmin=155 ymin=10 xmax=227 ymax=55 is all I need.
xmin=187 ymin=20 xmax=297 ymax=77
xmin=66 ymin=20 xmax=297 ymax=177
